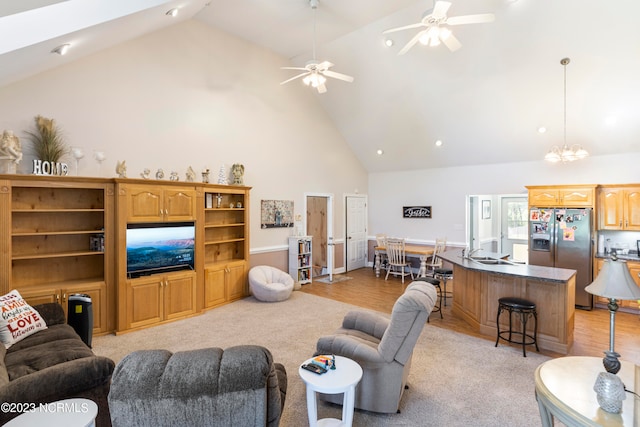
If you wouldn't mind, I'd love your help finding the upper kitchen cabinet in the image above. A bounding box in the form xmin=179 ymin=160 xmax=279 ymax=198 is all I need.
xmin=527 ymin=185 xmax=597 ymax=208
xmin=598 ymin=185 xmax=640 ymax=230
xmin=118 ymin=182 xmax=197 ymax=223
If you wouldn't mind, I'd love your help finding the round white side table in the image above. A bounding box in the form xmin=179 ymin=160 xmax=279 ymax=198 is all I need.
xmin=5 ymin=398 xmax=98 ymax=427
xmin=299 ymin=355 xmax=363 ymax=427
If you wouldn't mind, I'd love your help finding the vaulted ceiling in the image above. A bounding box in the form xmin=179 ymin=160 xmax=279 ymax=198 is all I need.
xmin=2 ymin=0 xmax=639 ymax=172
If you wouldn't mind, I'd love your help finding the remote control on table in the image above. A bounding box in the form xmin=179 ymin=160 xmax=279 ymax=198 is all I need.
xmin=301 ymin=363 xmax=327 ymax=375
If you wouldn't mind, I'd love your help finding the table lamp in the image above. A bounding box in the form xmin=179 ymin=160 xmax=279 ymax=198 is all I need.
xmin=584 ymin=253 xmax=640 ymax=413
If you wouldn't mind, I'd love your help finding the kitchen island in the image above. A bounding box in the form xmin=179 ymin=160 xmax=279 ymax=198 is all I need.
xmin=439 ymin=250 xmax=577 ymax=354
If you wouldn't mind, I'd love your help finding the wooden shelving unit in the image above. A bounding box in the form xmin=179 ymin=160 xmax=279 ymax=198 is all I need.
xmin=0 ymin=175 xmax=115 ymax=334
xmin=202 ymin=188 xmax=250 ymax=309
xmin=0 ymin=175 xmax=251 ymax=335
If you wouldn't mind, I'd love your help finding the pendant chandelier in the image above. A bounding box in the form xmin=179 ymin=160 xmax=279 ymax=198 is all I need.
xmin=544 ymin=58 xmax=589 ymax=163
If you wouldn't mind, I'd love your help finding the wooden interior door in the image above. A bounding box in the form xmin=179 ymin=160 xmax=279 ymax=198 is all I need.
xmin=307 ymin=196 xmax=327 ymax=276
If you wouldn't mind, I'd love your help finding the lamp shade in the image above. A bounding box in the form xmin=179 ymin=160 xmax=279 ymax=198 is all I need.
xmin=585 ymin=259 xmax=640 ymax=300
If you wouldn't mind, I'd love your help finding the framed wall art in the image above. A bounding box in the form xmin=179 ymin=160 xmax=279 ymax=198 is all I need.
xmin=482 ymin=200 xmax=491 ymax=219
xmin=261 ymin=200 xmax=294 ymax=228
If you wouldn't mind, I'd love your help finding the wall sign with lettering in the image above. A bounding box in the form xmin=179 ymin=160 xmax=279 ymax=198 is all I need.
xmin=403 ymin=206 xmax=431 ymax=218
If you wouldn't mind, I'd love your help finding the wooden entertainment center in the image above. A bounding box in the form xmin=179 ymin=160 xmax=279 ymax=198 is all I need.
xmin=0 ymin=175 xmax=251 ymax=335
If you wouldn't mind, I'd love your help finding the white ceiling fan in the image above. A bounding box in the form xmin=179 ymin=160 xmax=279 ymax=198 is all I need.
xmin=280 ymin=0 xmax=354 ymax=94
xmin=383 ymin=0 xmax=495 ymax=55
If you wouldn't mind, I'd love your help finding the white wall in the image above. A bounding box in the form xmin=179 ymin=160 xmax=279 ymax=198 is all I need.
xmin=369 ymin=152 xmax=640 ymax=246
xmin=0 ymin=20 xmax=368 ymax=250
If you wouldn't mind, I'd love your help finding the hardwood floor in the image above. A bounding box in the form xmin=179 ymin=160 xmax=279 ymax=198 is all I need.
xmin=300 ymin=267 xmax=640 ymax=364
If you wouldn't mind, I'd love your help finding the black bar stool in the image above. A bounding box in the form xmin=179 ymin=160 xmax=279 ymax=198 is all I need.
xmin=414 ymin=277 xmax=442 ymax=320
xmin=433 ymin=268 xmax=453 ymax=306
xmin=495 ymin=297 xmax=539 ymax=357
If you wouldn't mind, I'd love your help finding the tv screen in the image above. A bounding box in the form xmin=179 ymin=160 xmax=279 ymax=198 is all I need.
xmin=126 ymin=222 xmax=195 ymax=278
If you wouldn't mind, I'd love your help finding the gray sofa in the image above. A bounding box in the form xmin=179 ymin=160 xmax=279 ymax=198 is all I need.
xmin=0 ymin=302 xmax=115 ymax=426
xmin=315 ymin=281 xmax=437 ymax=413
xmin=108 ymin=345 xmax=287 ymax=427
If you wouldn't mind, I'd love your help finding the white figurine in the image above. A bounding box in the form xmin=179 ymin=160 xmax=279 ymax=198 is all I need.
xmin=186 ymin=166 xmax=195 ymax=182
xmin=156 ymin=168 xmax=164 ymax=180
xmin=170 ymin=171 xmax=179 ymax=181
xmin=231 ymin=163 xmax=244 ymax=185
xmin=140 ymin=168 xmax=151 ymax=179
xmin=0 ymin=130 xmax=23 ymax=164
xmin=116 ymin=160 xmax=127 ymax=178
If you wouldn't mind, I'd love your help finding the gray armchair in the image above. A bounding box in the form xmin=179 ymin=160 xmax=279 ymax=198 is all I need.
xmin=315 ymin=281 xmax=437 ymax=413
xmin=108 ymin=345 xmax=287 ymax=427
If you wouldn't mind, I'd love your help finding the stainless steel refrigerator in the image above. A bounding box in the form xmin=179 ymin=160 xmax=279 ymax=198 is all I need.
xmin=529 ymin=208 xmax=593 ymax=309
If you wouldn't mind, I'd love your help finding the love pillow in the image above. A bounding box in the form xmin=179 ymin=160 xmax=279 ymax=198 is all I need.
xmin=0 ymin=290 xmax=47 ymax=349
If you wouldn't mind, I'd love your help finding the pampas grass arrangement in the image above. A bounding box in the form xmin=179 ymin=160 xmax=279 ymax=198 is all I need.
xmin=26 ymin=115 xmax=67 ymax=163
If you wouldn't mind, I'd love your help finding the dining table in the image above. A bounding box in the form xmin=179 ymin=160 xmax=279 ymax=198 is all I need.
xmin=374 ymin=244 xmax=435 ymax=278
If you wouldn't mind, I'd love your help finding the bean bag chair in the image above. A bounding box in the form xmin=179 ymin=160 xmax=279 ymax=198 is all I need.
xmin=248 ymin=266 xmax=296 ymax=302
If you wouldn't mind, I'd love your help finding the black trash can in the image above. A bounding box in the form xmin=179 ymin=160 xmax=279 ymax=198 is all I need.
xmin=68 ymin=294 xmax=93 ymax=348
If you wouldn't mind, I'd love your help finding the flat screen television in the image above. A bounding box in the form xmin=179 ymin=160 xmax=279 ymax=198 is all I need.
xmin=126 ymin=222 xmax=195 ymax=278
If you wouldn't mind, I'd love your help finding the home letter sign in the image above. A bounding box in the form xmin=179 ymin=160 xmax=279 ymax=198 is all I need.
xmin=33 ymin=159 xmax=69 ymax=176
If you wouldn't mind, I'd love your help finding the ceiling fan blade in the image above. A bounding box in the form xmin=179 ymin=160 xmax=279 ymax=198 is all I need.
xmin=446 ymin=13 xmax=495 ymax=25
xmin=317 ymin=61 xmax=334 ymax=70
xmin=317 ymin=82 xmax=327 ymax=94
xmin=432 ymin=1 xmax=452 ymax=19
xmin=280 ymin=72 xmax=310 ymax=85
xmin=281 ymin=66 xmax=309 ymax=71
xmin=383 ymin=22 xmax=425 ymax=34
xmin=441 ymin=32 xmax=461 ymax=52
xmin=398 ymin=29 xmax=426 ymax=55
xmin=323 ymin=69 xmax=354 ymax=83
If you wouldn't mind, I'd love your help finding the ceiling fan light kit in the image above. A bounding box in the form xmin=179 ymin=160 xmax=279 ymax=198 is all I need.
xmin=383 ymin=0 xmax=494 ymax=55
xmin=280 ymin=0 xmax=354 ymax=94
xmin=545 ymin=58 xmax=589 ymax=163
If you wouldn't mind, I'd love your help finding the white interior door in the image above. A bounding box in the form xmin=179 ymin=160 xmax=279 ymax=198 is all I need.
xmin=346 ymin=195 xmax=367 ymax=271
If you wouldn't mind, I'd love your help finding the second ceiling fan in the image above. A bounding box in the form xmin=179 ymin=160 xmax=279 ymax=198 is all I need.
xmin=384 ymin=1 xmax=495 ymax=55
xmin=280 ymin=0 xmax=354 ymax=94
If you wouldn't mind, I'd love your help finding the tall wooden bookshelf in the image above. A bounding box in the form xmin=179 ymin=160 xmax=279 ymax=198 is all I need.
xmin=0 ymin=175 xmax=115 ymax=334
xmin=201 ymin=188 xmax=250 ymax=308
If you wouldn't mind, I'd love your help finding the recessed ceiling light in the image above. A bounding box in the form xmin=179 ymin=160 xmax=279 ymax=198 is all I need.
xmin=435 ymin=140 xmax=443 ymax=147
xmin=384 ymin=38 xmax=394 ymax=47
xmin=51 ymin=44 xmax=71 ymax=55
xmin=538 ymin=127 xmax=547 ymax=133
xmin=376 ymin=149 xmax=384 ymax=155
xmin=166 ymin=8 xmax=178 ymax=17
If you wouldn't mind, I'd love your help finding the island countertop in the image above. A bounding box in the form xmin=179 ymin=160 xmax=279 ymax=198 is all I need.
xmin=439 ymin=250 xmax=576 ymax=283
xmin=440 ymin=250 xmax=576 ymax=354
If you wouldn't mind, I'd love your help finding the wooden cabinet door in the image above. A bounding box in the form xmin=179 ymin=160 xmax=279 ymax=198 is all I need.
xmin=126 ymin=186 xmax=164 ymax=222
xmin=559 ymin=187 xmax=593 ymax=207
xmin=624 ymin=189 xmax=640 ymax=230
xmin=204 ymin=266 xmax=226 ymax=308
xmin=164 ymin=272 xmax=196 ymax=320
xmin=624 ymin=262 xmax=640 ymax=310
xmin=21 ymin=287 xmax=60 ymax=307
xmin=226 ymin=262 xmax=247 ymax=301
xmin=599 ymin=188 xmax=624 ymax=229
xmin=165 ymin=188 xmax=196 ymax=221
xmin=127 ymin=276 xmax=163 ymax=329
xmin=528 ymin=189 xmax=559 ymax=207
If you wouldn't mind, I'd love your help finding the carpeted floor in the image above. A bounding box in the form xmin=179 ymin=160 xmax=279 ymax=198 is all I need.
xmin=93 ymin=291 xmax=549 ymax=426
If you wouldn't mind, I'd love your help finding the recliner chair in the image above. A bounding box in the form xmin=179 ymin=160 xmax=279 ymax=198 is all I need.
xmin=314 ymin=281 xmax=437 ymax=413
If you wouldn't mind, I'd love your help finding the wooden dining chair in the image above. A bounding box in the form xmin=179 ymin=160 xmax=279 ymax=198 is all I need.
xmin=384 ymin=238 xmax=414 ymax=284
xmin=426 ymin=238 xmax=446 ymax=277
xmin=374 ymin=233 xmax=388 ymax=271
